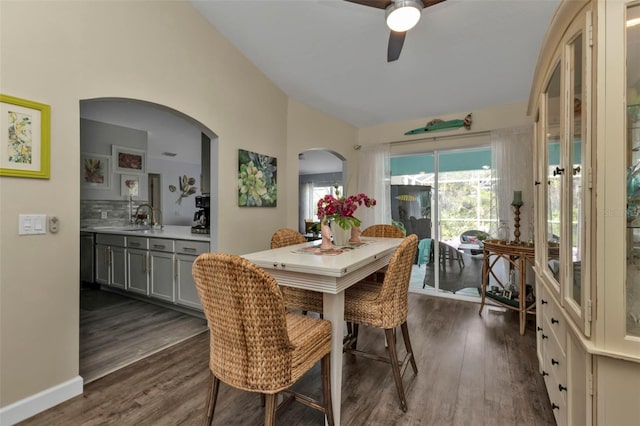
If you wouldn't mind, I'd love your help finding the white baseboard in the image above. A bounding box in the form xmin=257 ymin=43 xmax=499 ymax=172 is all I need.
xmin=0 ymin=376 xmax=83 ymax=425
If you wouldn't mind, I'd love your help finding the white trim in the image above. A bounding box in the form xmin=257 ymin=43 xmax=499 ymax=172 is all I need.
xmin=0 ymin=376 xmax=83 ymax=425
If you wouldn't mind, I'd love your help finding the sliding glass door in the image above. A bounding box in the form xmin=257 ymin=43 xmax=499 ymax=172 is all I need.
xmin=391 ymin=146 xmax=493 ymax=299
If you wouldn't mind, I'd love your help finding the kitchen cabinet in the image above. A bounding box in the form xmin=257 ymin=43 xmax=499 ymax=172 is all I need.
xmin=90 ymin=227 xmax=208 ymax=312
xmin=126 ymin=236 xmax=175 ymax=302
xmin=95 ymin=234 xmax=126 ymax=290
xmin=530 ymin=1 xmax=640 ymax=424
xmin=126 ymin=236 xmax=149 ymax=295
xmin=80 ymin=232 xmax=94 ymax=283
xmin=149 ymin=240 xmax=175 ymax=302
xmin=175 ymin=240 xmax=209 ymax=310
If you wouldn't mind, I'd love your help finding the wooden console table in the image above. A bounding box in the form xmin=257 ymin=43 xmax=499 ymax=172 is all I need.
xmin=479 ymin=240 xmax=535 ymax=335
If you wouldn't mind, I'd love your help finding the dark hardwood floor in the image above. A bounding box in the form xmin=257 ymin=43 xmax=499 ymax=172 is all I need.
xmin=79 ymin=286 xmax=207 ymax=383
xmin=21 ymin=293 xmax=554 ymax=425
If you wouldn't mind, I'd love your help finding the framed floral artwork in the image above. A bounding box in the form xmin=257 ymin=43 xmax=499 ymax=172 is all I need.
xmin=112 ymin=145 xmax=146 ymax=175
xmin=238 ymin=149 xmax=277 ymax=207
xmin=81 ymin=153 xmax=111 ymax=189
xmin=121 ymin=174 xmax=140 ymax=198
xmin=0 ymin=94 xmax=50 ymax=179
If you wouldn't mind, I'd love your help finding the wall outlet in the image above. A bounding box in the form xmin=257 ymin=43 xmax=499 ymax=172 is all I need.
xmin=101 ymin=211 xmax=108 ymax=219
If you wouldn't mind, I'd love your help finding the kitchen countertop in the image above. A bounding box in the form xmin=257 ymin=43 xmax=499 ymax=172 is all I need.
xmin=81 ymin=225 xmax=210 ymax=242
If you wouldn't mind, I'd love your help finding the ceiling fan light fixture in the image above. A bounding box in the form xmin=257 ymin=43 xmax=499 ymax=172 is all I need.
xmin=386 ymin=0 xmax=423 ymax=32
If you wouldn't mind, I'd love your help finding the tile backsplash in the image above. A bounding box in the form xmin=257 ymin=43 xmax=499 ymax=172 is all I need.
xmin=81 ymin=199 xmax=149 ymax=228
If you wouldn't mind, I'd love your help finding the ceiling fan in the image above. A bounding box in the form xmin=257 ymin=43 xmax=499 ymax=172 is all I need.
xmin=345 ymin=0 xmax=446 ymax=62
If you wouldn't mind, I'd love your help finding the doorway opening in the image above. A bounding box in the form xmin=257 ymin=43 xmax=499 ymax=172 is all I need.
xmin=298 ymin=149 xmax=345 ymax=235
xmin=79 ymin=97 xmax=218 ymax=383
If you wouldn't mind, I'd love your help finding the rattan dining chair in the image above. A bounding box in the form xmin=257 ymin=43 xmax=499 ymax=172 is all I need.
xmin=361 ymin=224 xmax=406 ymax=282
xmin=270 ymin=228 xmax=324 ymax=314
xmin=192 ymin=253 xmax=334 ymax=426
xmin=342 ymin=234 xmax=419 ymax=412
xmin=361 ymin=224 xmax=405 ymax=238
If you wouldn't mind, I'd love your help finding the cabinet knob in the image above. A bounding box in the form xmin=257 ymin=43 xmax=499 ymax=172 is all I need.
xmin=551 ymin=403 xmax=560 ymax=410
xmin=573 ymin=165 xmax=581 ymax=175
xmin=534 ymin=180 xmax=541 ymax=186
xmin=541 ymin=299 xmax=548 ymax=305
xmin=551 ymin=358 xmax=560 ymax=366
xmin=552 ymin=166 xmax=565 ymax=176
xmin=551 ymin=318 xmax=559 ymax=324
xmin=537 ymin=326 xmax=543 ymax=332
xmin=542 ymin=334 xmax=549 ymax=339
xmin=559 ymin=384 xmax=567 ymax=392
xmin=542 ymin=371 xmax=549 ymax=377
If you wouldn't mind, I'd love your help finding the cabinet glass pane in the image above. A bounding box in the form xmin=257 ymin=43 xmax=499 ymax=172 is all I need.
xmin=546 ymin=63 xmax=562 ymax=287
xmin=569 ymin=33 xmax=584 ymax=308
xmin=627 ymin=3 xmax=640 ymax=337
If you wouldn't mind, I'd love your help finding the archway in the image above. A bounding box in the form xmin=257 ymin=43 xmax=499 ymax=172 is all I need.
xmin=298 ymin=149 xmax=345 ymax=234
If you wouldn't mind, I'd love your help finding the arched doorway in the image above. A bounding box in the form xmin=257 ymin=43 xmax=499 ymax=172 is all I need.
xmin=78 ymin=98 xmax=218 ymax=382
xmin=298 ymin=149 xmax=345 ymax=234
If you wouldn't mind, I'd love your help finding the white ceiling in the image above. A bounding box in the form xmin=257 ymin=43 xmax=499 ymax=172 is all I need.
xmin=190 ymin=0 xmax=560 ymax=128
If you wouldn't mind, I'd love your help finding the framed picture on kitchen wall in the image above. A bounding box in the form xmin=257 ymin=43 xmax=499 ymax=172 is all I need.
xmin=112 ymin=145 xmax=146 ymax=175
xmin=81 ymin=153 xmax=111 ymax=190
xmin=0 ymin=94 xmax=50 ymax=179
xmin=238 ymin=149 xmax=277 ymax=207
xmin=121 ymin=174 xmax=140 ymax=199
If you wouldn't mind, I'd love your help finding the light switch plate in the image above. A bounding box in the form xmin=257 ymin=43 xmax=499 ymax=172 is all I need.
xmin=19 ymin=214 xmax=47 ymax=235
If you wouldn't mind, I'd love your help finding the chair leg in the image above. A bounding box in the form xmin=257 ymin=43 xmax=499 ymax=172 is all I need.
xmin=384 ymin=328 xmax=408 ymax=412
xmin=321 ymin=353 xmax=335 ymax=426
xmin=264 ymin=393 xmax=277 ymax=426
xmin=203 ymin=372 xmax=220 ymax=426
xmin=400 ymin=321 xmax=418 ymax=374
xmin=351 ymin=323 xmax=359 ymax=349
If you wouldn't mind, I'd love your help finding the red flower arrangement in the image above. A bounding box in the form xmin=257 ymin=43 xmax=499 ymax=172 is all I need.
xmin=317 ymin=192 xmax=376 ymax=229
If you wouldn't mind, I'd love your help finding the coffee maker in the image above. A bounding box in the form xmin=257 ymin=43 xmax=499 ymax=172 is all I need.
xmin=191 ymin=195 xmax=210 ymax=234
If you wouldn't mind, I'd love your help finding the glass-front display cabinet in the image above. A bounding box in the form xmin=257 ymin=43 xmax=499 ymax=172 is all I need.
xmin=536 ymin=6 xmax=591 ymax=336
xmin=530 ymin=1 xmax=640 ymax=424
xmin=626 ymin=2 xmax=640 ymax=339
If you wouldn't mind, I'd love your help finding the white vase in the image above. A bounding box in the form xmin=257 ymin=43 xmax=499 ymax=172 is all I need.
xmin=330 ymin=221 xmax=351 ymax=246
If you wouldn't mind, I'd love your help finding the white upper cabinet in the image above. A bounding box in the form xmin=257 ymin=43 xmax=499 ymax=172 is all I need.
xmin=534 ymin=5 xmax=593 ymax=337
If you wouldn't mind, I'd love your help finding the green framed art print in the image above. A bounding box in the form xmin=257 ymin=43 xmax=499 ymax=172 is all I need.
xmin=0 ymin=94 xmax=51 ymax=179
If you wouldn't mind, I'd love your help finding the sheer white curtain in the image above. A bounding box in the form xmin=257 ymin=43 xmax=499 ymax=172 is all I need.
xmin=299 ymin=181 xmax=314 ymax=233
xmin=491 ymin=126 xmax=534 ymax=241
xmin=356 ymin=143 xmax=391 ymax=228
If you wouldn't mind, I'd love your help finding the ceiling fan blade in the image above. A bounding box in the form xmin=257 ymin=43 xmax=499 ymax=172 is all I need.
xmin=421 ymin=0 xmax=446 ymax=8
xmin=344 ymin=0 xmax=392 ymax=10
xmin=387 ymin=30 xmax=406 ymax=62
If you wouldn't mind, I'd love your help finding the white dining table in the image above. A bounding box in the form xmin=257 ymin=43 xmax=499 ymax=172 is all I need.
xmin=242 ymin=236 xmax=403 ymax=425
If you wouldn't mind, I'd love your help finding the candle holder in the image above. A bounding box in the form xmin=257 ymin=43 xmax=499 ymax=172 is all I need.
xmin=512 ymin=201 xmax=524 ymax=243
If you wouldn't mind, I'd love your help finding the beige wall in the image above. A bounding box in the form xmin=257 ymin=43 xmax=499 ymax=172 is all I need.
xmin=285 ymin=99 xmax=358 ymax=229
xmin=358 ymin=101 xmax=532 ymax=152
xmin=0 ymin=0 xmax=294 ymax=408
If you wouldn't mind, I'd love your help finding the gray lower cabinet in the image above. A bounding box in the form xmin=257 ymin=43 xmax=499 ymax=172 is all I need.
xmin=80 ymin=232 xmax=94 ymax=283
xmin=95 ymin=234 xmax=126 ymax=289
xmin=150 ymin=250 xmax=175 ymax=302
xmin=175 ymin=239 xmax=209 ymax=310
xmin=126 ymin=237 xmax=149 ymax=295
xmin=127 ymin=249 xmax=149 ymax=295
xmin=94 ymin=231 xmax=207 ymax=311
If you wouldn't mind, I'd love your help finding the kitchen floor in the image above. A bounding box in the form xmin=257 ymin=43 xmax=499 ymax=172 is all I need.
xmin=80 ymin=285 xmax=207 ymax=383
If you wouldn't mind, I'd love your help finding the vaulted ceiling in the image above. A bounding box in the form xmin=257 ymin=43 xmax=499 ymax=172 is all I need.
xmin=191 ymin=0 xmax=560 ymax=128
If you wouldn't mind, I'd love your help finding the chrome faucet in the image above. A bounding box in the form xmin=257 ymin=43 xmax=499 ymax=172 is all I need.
xmin=133 ymin=203 xmax=162 ymax=228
